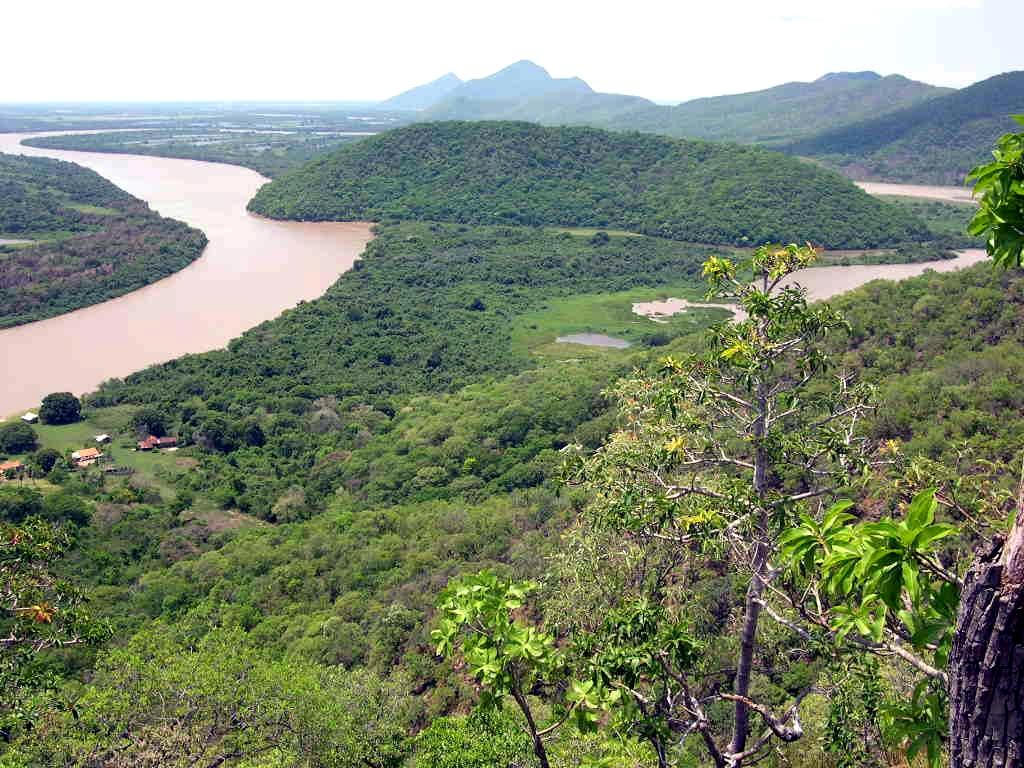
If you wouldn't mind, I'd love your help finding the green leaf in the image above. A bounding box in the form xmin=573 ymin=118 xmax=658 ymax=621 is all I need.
xmin=905 ymin=489 xmax=937 ymax=531
xmin=912 ymin=523 xmax=956 ymax=551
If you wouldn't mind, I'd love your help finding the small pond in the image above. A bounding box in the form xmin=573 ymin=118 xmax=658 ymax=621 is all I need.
xmin=555 ymin=333 xmax=631 ymax=349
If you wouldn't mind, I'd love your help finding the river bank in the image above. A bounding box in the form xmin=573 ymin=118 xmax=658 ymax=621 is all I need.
xmin=0 ymin=133 xmax=989 ymax=413
xmin=0 ymin=132 xmax=373 ymax=415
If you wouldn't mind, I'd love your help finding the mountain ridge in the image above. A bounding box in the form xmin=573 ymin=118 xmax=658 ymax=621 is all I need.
xmin=390 ymin=60 xmax=949 ymax=146
xmin=786 ymin=69 xmax=1024 ymax=183
xmin=381 ymin=72 xmax=464 ymax=110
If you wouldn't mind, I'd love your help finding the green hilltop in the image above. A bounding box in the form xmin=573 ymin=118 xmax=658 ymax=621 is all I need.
xmin=248 ymin=121 xmax=928 ymax=248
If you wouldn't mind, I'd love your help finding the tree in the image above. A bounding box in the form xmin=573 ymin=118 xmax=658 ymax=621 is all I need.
xmin=561 ymin=244 xmax=877 ymax=766
xmin=42 ymin=492 xmax=91 ymax=527
xmin=779 ymin=489 xmax=959 ymax=765
xmin=0 ymin=487 xmax=43 ymax=524
xmin=0 ymin=422 xmax=37 ymax=454
xmin=1 ymin=517 xmax=104 ymax=743
xmin=131 ymin=406 xmax=166 ymax=437
xmin=39 ymin=392 xmax=81 ymax=425
xmin=31 ymin=447 xmax=62 ymax=474
xmin=412 ymin=709 xmax=531 ymax=768
xmin=968 ymin=115 xmax=1024 ymax=267
xmin=432 ymin=571 xmax=604 ymax=768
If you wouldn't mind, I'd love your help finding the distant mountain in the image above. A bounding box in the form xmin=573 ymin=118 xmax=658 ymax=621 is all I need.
xmin=613 ymin=72 xmax=949 ymax=145
xmin=423 ymin=60 xmax=600 ymax=120
xmin=443 ymin=60 xmax=592 ymax=102
xmin=381 ymin=73 xmax=463 ymax=111
xmin=787 ymin=70 xmax=1024 ymax=184
xmin=817 ymin=71 xmax=883 ymax=83
xmin=248 ymin=121 xmax=929 ymax=249
xmin=415 ymin=62 xmax=948 ymax=147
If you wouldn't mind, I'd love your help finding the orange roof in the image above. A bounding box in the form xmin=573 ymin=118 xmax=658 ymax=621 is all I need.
xmin=0 ymin=460 xmax=23 ymax=472
xmin=73 ymin=447 xmax=102 ymax=460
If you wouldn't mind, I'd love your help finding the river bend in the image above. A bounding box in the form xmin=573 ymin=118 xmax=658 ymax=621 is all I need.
xmin=0 ymin=139 xmax=987 ymax=414
xmin=0 ymin=133 xmax=373 ymax=414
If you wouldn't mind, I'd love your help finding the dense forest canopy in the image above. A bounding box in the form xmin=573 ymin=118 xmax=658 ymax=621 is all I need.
xmin=0 ymin=153 xmax=206 ymax=327
xmin=6 ymin=241 xmax=1023 ymax=765
xmin=248 ymin=121 xmax=930 ymax=248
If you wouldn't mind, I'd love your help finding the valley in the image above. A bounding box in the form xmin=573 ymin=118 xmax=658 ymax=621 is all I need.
xmin=0 ymin=127 xmax=984 ymax=415
xmin=1 ymin=39 xmax=1021 ymax=763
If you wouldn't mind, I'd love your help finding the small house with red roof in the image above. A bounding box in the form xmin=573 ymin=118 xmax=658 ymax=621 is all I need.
xmin=137 ymin=435 xmax=159 ymax=451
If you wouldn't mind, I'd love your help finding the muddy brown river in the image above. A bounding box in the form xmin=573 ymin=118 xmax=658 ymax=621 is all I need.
xmin=0 ymin=133 xmax=373 ymax=414
xmin=0 ymin=136 xmax=991 ymax=413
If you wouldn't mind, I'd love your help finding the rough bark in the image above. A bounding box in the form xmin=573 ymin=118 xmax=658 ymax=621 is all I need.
xmin=948 ymin=507 xmax=1024 ymax=768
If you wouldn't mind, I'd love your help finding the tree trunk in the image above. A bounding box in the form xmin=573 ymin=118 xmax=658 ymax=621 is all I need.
xmin=510 ymin=682 xmax=550 ymax=768
xmin=731 ymin=379 xmax=770 ymax=763
xmin=729 ymin=535 xmax=767 ymax=762
xmin=948 ymin=509 xmax=1024 ymax=767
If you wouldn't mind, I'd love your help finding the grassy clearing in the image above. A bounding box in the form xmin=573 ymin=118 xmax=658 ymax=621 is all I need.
xmin=511 ymin=282 xmax=730 ymax=356
xmin=64 ymin=202 xmax=121 ymax=216
xmin=2 ymin=405 xmax=193 ymax=497
xmin=879 ymin=195 xmax=978 ymax=241
xmin=545 ymin=227 xmax=643 ymax=238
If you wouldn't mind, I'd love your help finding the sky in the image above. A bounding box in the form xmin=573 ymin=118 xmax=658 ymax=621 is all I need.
xmin=2 ymin=0 xmax=1021 ymax=103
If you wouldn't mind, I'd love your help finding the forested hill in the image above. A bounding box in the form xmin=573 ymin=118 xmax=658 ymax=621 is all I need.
xmin=786 ymin=70 xmax=1024 ymax=184
xmin=248 ymin=121 xmax=929 ymax=248
xmin=619 ymin=72 xmax=947 ymax=145
xmin=0 ymin=153 xmax=207 ymax=327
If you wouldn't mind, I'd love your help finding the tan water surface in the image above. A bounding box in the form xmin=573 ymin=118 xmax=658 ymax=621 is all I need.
xmin=0 ymin=133 xmax=374 ymax=414
xmin=631 ymin=249 xmax=989 ymax=324
xmin=856 ymin=181 xmax=977 ymax=204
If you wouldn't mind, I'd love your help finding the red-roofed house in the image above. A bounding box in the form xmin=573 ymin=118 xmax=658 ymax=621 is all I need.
xmin=155 ymin=436 xmax=178 ymax=448
xmin=71 ymin=447 xmax=103 ymax=468
xmin=137 ymin=435 xmax=159 ymax=451
xmin=0 ymin=460 xmax=24 ymax=479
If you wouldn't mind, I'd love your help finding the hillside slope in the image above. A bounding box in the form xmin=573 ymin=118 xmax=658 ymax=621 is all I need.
xmin=624 ymin=72 xmax=949 ymax=145
xmin=248 ymin=121 xmax=929 ymax=248
xmin=381 ymin=73 xmax=463 ymax=111
xmin=787 ymin=70 xmax=1024 ymax=183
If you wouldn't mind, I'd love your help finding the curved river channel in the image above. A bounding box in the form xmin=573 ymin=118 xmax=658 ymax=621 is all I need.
xmin=0 ymin=133 xmax=374 ymax=415
xmin=0 ymin=137 xmax=986 ymax=414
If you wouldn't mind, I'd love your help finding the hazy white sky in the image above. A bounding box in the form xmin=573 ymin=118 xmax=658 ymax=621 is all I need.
xmin=3 ymin=0 xmax=1020 ymax=103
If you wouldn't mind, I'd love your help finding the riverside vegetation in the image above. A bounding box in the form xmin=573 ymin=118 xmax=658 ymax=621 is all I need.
xmin=0 ymin=153 xmax=207 ymax=327
xmin=1 ymin=123 xmax=1023 ymax=767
